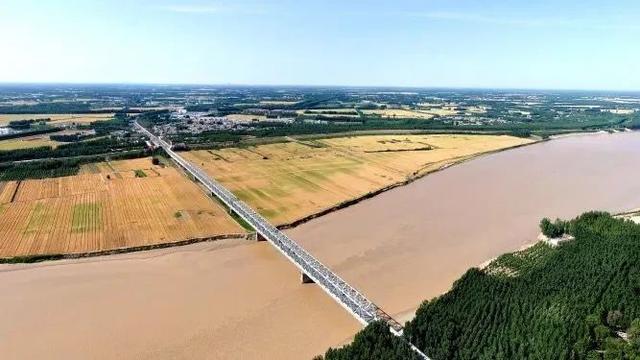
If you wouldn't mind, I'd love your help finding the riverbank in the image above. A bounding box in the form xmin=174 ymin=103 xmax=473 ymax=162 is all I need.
xmin=193 ymin=132 xmax=636 ymax=233
xmin=278 ymin=138 xmax=539 ymax=229
xmin=288 ymin=130 xmax=640 ymax=326
xmin=0 ymin=133 xmax=535 ymax=264
xmin=4 ymin=130 xmax=640 ymax=359
xmin=227 ymin=129 xmax=635 ymax=232
xmin=0 ymin=130 xmax=608 ymax=264
xmin=0 ymin=233 xmax=247 ymax=264
xmin=477 ymin=206 xmax=640 ymax=272
xmin=616 ymin=208 xmax=640 ymax=223
xmin=0 ymin=131 xmax=619 ymax=266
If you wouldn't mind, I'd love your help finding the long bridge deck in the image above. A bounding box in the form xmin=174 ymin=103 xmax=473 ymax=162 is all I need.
xmin=134 ymin=121 xmax=430 ymax=359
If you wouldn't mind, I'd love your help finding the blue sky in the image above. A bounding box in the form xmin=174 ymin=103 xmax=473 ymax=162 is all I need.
xmin=1 ymin=0 xmax=639 ymax=90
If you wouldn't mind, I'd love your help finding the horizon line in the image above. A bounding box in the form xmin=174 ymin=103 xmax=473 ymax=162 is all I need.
xmin=0 ymin=81 xmax=639 ymax=93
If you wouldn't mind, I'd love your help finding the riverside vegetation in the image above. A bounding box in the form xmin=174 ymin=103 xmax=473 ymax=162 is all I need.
xmin=318 ymin=212 xmax=640 ymax=359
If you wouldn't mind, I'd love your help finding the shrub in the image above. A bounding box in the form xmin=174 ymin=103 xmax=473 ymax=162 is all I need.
xmin=540 ymin=217 xmax=565 ymax=238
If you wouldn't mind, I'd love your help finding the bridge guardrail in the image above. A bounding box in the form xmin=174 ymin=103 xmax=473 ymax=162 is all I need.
xmin=134 ymin=122 xmax=428 ymax=358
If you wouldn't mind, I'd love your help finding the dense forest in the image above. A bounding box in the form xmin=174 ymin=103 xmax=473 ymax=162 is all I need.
xmin=0 ymin=102 xmax=95 ymax=114
xmin=315 ymin=322 xmax=421 ymax=360
xmin=49 ymin=133 xmax=97 ymax=142
xmin=0 ymin=136 xmax=146 ymax=162
xmin=0 ymin=126 xmax=60 ymax=141
xmin=90 ymin=113 xmax=131 ymax=134
xmin=0 ymin=149 xmax=150 ymax=181
xmin=321 ymin=212 xmax=640 ymax=359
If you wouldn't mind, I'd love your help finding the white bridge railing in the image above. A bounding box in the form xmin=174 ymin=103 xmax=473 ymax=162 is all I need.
xmin=134 ymin=122 xmax=430 ymax=360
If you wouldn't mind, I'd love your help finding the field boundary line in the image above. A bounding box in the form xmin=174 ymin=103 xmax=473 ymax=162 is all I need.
xmin=9 ymin=180 xmax=21 ymax=203
xmin=0 ymin=233 xmax=248 ymax=264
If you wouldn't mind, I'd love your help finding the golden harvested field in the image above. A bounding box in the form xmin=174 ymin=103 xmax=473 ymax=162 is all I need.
xmin=0 ymin=113 xmax=114 ymax=126
xmin=225 ymin=114 xmax=268 ymax=122
xmin=0 ymin=130 xmax=100 ymax=151
xmin=0 ymin=135 xmax=61 ymax=151
xmin=415 ymin=106 xmax=460 ymax=116
xmin=0 ymin=158 xmax=244 ymax=258
xmin=183 ymin=134 xmax=533 ymax=225
xmin=361 ymin=109 xmax=435 ymax=119
xmin=79 ymin=157 xmax=167 ymax=177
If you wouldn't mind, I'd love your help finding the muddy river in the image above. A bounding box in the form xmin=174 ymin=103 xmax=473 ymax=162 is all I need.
xmin=2 ymin=131 xmax=640 ymax=359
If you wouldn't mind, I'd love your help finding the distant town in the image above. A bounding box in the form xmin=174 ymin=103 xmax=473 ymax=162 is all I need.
xmin=1 ymin=85 xmax=638 ymax=151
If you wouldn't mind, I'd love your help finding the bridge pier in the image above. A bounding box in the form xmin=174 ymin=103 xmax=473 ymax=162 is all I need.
xmin=135 ymin=121 xmax=430 ymax=360
xmin=301 ymin=272 xmax=315 ymax=284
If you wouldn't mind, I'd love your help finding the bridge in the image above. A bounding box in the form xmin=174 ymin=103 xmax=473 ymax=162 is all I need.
xmin=134 ymin=121 xmax=430 ymax=359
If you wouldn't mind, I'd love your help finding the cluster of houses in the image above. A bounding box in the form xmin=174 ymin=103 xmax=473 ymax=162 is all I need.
xmin=151 ymin=108 xmax=295 ymax=137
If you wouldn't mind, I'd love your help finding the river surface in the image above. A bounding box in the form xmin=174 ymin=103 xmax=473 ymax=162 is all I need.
xmin=289 ymin=131 xmax=640 ymax=322
xmin=2 ymin=131 xmax=640 ymax=359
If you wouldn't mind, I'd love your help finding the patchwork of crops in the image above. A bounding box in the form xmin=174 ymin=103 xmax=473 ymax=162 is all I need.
xmin=183 ymin=134 xmax=532 ymax=225
xmin=0 ymin=158 xmax=244 ymax=257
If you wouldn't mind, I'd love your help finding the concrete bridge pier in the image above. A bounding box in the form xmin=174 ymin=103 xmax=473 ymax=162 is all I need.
xmin=301 ymin=272 xmax=315 ymax=284
xmin=256 ymin=232 xmax=267 ymax=242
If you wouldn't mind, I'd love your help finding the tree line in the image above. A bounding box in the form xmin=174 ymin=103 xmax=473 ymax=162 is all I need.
xmin=0 ymin=136 xmax=146 ymax=163
xmin=0 ymin=149 xmax=150 ymax=181
xmin=320 ymin=212 xmax=640 ymax=359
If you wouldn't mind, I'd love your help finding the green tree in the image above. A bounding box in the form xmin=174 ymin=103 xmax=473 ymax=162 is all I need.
xmin=540 ymin=217 xmax=565 ymax=238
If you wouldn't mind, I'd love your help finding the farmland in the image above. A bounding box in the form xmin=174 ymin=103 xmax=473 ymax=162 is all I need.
xmin=0 ymin=129 xmax=95 ymax=150
xmin=225 ymin=113 xmax=268 ymax=122
xmin=0 ymin=157 xmax=244 ymax=258
xmin=0 ymin=113 xmax=114 ymax=126
xmin=415 ymin=104 xmax=461 ymax=116
xmin=79 ymin=157 xmax=166 ymax=176
xmin=182 ymin=134 xmax=533 ymax=225
xmin=360 ymin=109 xmax=435 ymax=119
xmin=0 ymin=134 xmax=61 ymax=150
